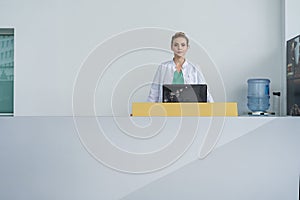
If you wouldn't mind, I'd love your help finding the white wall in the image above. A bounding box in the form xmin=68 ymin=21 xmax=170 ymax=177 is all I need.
xmin=0 ymin=0 xmax=284 ymax=116
xmin=285 ymin=0 xmax=300 ymax=40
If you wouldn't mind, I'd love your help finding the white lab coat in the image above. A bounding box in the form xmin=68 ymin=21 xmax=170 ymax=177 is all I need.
xmin=147 ymin=60 xmax=214 ymax=102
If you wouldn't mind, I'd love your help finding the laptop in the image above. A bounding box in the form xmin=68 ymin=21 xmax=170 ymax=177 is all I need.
xmin=162 ymin=84 xmax=207 ymax=103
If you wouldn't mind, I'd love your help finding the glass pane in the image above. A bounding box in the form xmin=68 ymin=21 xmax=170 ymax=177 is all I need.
xmin=0 ymin=33 xmax=14 ymax=114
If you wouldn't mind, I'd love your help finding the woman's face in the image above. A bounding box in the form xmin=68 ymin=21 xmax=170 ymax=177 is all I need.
xmin=171 ymin=37 xmax=188 ymax=57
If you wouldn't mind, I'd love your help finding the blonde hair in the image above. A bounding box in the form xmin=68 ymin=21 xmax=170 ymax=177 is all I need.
xmin=171 ymin=32 xmax=189 ymax=46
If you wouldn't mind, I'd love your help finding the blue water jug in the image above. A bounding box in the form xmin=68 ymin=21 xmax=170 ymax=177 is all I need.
xmin=247 ymin=78 xmax=270 ymax=112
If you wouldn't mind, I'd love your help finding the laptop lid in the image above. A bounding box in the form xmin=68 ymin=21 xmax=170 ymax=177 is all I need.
xmin=162 ymin=84 xmax=207 ymax=103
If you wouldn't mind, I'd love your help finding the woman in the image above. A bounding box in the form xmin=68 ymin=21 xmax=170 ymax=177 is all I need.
xmin=147 ymin=32 xmax=213 ymax=102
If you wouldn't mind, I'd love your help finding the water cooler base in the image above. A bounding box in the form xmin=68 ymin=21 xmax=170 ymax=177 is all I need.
xmin=248 ymin=111 xmax=275 ymax=116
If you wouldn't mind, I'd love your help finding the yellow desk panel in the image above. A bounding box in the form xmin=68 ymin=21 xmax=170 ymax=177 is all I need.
xmin=132 ymin=102 xmax=238 ymax=116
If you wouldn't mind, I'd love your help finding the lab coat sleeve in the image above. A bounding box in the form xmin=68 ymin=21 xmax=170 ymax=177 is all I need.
xmin=207 ymin=90 xmax=214 ymax=102
xmin=147 ymin=65 xmax=162 ymax=102
xmin=195 ymin=66 xmax=214 ymax=102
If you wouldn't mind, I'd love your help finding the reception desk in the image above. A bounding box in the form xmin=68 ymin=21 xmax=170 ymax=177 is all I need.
xmin=0 ymin=116 xmax=299 ymax=200
xmin=132 ymin=102 xmax=238 ymax=116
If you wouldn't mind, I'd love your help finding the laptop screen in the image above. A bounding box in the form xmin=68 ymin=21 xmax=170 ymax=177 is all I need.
xmin=162 ymin=84 xmax=207 ymax=103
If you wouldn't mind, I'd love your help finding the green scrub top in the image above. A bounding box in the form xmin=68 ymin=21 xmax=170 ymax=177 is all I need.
xmin=172 ymin=70 xmax=184 ymax=84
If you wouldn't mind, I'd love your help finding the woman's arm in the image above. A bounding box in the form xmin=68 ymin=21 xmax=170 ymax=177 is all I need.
xmin=147 ymin=65 xmax=162 ymax=102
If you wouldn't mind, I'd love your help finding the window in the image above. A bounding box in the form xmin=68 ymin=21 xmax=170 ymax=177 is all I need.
xmin=0 ymin=28 xmax=14 ymax=115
